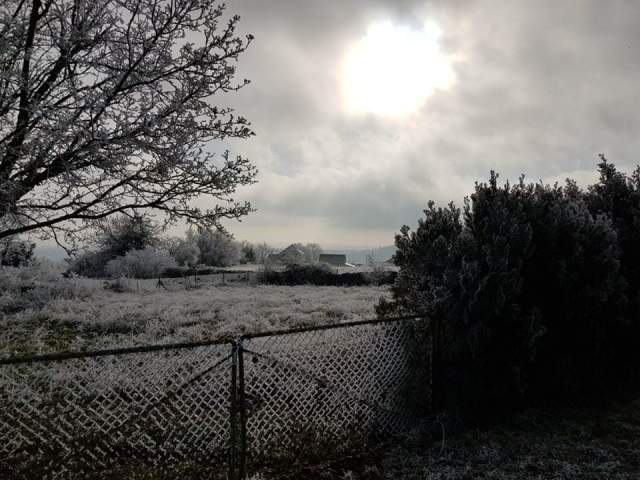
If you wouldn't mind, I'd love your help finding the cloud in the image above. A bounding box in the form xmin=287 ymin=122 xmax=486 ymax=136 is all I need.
xmin=212 ymin=0 xmax=640 ymax=246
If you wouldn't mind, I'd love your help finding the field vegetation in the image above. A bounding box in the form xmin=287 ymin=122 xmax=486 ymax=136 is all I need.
xmin=0 ymin=260 xmax=388 ymax=357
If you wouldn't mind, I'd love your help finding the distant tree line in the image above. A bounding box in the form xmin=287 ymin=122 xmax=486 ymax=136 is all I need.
xmin=65 ymin=214 xmax=279 ymax=279
xmin=379 ymin=157 xmax=640 ymax=419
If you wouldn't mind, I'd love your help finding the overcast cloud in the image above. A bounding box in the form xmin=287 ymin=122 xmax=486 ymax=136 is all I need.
xmin=209 ymin=0 xmax=640 ymax=248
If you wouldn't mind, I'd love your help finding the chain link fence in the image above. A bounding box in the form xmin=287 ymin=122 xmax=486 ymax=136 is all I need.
xmin=0 ymin=342 xmax=233 ymax=479
xmin=0 ymin=316 xmax=431 ymax=479
xmin=237 ymin=317 xmax=431 ymax=477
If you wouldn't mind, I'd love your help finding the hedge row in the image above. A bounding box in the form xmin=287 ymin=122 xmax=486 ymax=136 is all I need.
xmin=259 ymin=264 xmax=396 ymax=286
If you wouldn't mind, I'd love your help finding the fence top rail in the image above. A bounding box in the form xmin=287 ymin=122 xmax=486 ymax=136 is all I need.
xmin=240 ymin=314 xmax=428 ymax=340
xmin=0 ymin=315 xmax=428 ymax=366
xmin=0 ymin=337 xmax=234 ymax=366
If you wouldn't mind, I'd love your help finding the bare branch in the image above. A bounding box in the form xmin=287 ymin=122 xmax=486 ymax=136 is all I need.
xmin=0 ymin=0 xmax=256 ymax=243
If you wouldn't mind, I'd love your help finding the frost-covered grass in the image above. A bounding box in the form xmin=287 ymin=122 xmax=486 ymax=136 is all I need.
xmin=381 ymin=398 xmax=640 ymax=480
xmin=0 ymin=269 xmax=388 ymax=356
xmin=247 ymin=398 xmax=640 ymax=479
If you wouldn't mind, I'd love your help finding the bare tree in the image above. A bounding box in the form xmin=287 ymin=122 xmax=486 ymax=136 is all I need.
xmin=0 ymin=0 xmax=256 ymax=247
xmin=254 ymin=241 xmax=275 ymax=264
xmin=289 ymin=242 xmax=322 ymax=263
xmin=105 ymin=246 xmax=176 ymax=279
xmin=192 ymin=227 xmax=239 ymax=267
xmin=172 ymin=239 xmax=199 ymax=267
xmin=304 ymin=242 xmax=322 ymax=263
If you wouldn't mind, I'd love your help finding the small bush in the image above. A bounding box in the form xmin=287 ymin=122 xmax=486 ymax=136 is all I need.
xmin=173 ymin=241 xmax=200 ymax=267
xmin=0 ymin=261 xmax=96 ymax=315
xmin=192 ymin=229 xmax=241 ymax=267
xmin=66 ymin=214 xmax=161 ymax=278
xmin=67 ymin=250 xmax=112 ymax=278
xmin=105 ymin=247 xmax=177 ymax=279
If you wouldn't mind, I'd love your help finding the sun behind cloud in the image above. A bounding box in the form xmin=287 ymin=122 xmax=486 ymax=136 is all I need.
xmin=341 ymin=20 xmax=456 ymax=117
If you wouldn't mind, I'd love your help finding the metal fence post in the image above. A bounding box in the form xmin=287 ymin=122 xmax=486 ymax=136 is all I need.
xmin=229 ymin=341 xmax=239 ymax=480
xmin=237 ymin=338 xmax=248 ymax=479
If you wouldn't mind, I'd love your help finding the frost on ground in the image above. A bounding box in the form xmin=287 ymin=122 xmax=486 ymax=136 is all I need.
xmin=381 ymin=398 xmax=640 ymax=480
xmin=0 ymin=264 xmax=389 ymax=356
xmin=246 ymin=398 xmax=640 ymax=479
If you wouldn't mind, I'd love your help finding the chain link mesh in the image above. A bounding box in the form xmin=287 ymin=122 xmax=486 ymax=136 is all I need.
xmin=0 ymin=343 xmax=232 ymax=479
xmin=240 ymin=317 xmax=431 ymax=469
xmin=0 ymin=317 xmax=431 ymax=479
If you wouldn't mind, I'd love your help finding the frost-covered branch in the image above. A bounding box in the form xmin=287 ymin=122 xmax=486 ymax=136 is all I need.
xmin=0 ymin=0 xmax=257 ymax=245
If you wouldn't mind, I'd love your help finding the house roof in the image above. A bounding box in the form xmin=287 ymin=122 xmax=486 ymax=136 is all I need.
xmin=279 ymin=244 xmax=306 ymax=257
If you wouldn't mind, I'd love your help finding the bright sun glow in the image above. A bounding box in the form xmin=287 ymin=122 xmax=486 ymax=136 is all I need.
xmin=341 ymin=21 xmax=455 ymax=117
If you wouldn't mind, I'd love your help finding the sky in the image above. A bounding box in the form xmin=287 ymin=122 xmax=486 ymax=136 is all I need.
xmin=204 ymin=0 xmax=640 ymax=249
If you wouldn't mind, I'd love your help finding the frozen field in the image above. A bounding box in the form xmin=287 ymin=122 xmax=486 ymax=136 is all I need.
xmin=0 ymin=267 xmax=389 ymax=357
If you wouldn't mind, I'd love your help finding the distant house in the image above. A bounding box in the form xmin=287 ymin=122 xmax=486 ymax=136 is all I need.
xmin=319 ymin=253 xmax=347 ymax=267
xmin=267 ymin=244 xmax=307 ymax=265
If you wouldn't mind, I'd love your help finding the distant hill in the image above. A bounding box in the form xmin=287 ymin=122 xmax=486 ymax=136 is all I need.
xmin=324 ymin=245 xmax=396 ymax=265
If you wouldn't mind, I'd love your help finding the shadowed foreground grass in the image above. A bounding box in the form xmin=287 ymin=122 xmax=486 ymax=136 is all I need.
xmin=381 ymin=397 xmax=640 ymax=480
xmin=248 ymin=397 xmax=640 ymax=479
xmin=28 ymin=398 xmax=636 ymax=480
